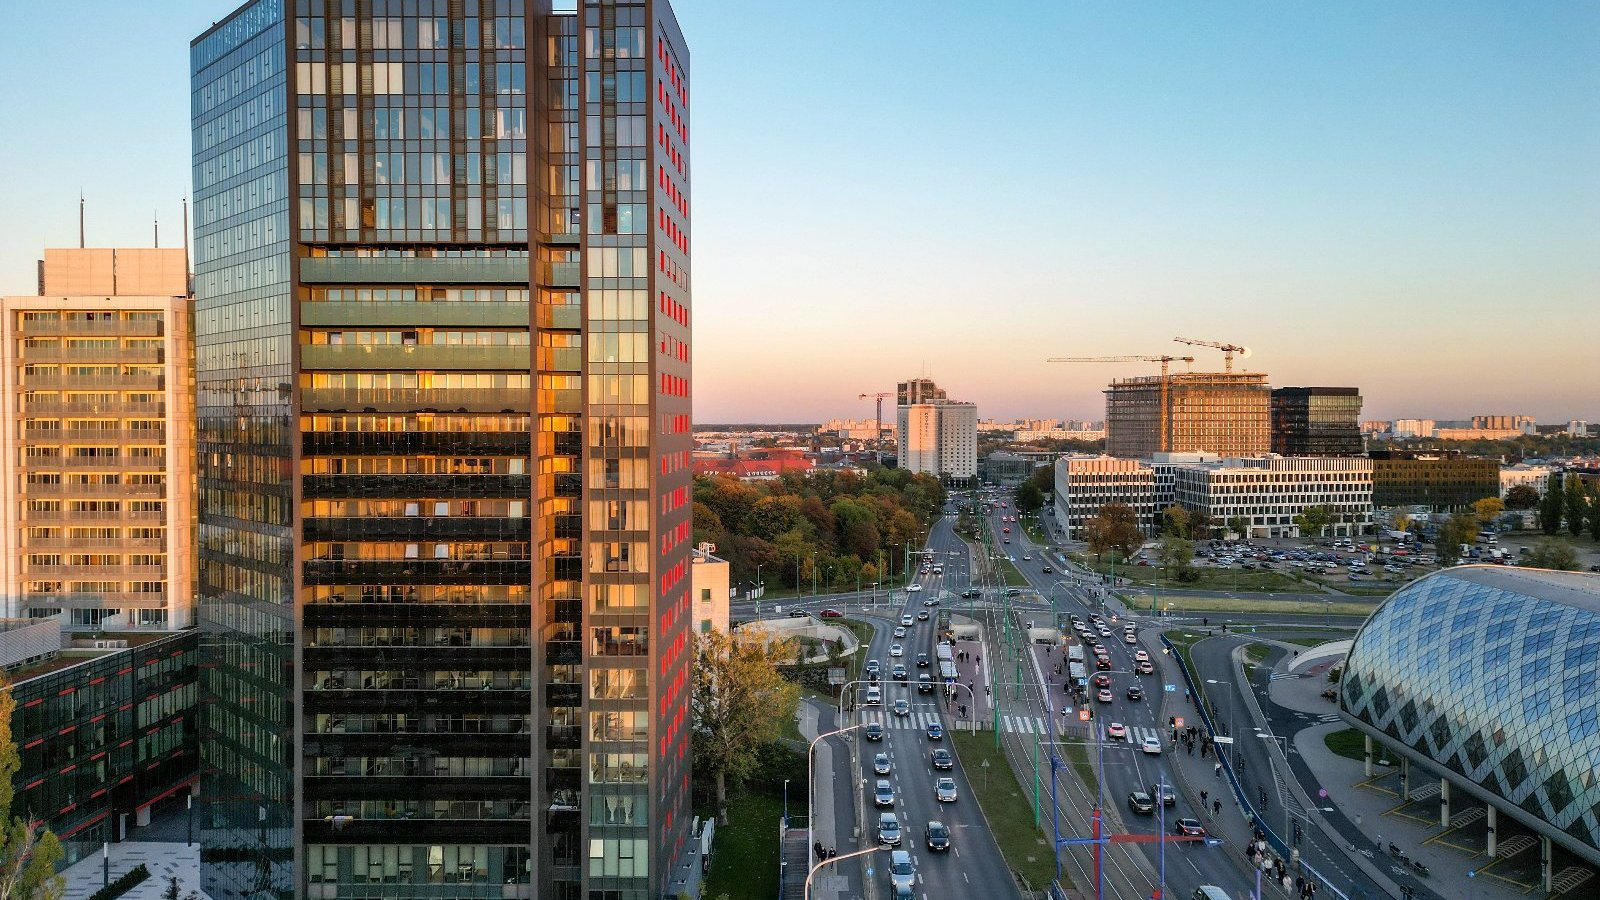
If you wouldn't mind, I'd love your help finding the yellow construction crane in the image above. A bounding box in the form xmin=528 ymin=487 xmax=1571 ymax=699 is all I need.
xmin=859 ymin=392 xmax=893 ymax=445
xmin=1173 ymin=337 xmax=1250 ymax=373
xmin=1047 ymin=356 xmax=1194 ymax=451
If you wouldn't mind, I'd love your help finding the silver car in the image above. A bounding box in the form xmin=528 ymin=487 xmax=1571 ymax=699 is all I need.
xmin=873 ymin=752 xmax=892 ymax=775
xmin=935 ymin=777 xmax=957 ymax=802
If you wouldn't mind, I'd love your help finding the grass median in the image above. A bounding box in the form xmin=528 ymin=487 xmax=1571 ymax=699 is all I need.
xmin=1324 ymin=728 xmax=1366 ymax=762
xmin=1134 ymin=594 xmax=1377 ymax=618
xmin=949 ymin=730 xmax=1064 ymax=892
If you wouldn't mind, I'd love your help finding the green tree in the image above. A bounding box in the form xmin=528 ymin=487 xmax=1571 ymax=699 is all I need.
xmin=1566 ymin=475 xmax=1588 ymax=537
xmin=0 ymin=676 xmax=65 ymax=900
xmin=1503 ymin=484 xmax=1540 ymax=510
xmin=691 ymin=627 xmax=801 ymax=825
xmin=1014 ymin=482 xmax=1044 ymax=515
xmin=1086 ymin=502 xmax=1142 ymax=562
xmin=1539 ymin=479 xmax=1565 ymax=535
xmin=1524 ymin=538 xmax=1579 ymax=571
xmin=1227 ymin=516 xmax=1249 ymax=539
xmin=1293 ymin=506 xmax=1332 ymax=539
xmin=1156 ymin=533 xmax=1195 ymax=581
xmin=1589 ymin=488 xmax=1600 ymax=543
xmin=1160 ymin=504 xmax=1190 ymax=538
xmin=1026 ymin=465 xmax=1054 ymax=497
xmin=1435 ymin=509 xmax=1479 ymax=566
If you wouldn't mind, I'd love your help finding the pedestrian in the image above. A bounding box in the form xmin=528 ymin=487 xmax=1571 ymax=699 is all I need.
xmin=1281 ymin=873 xmax=1292 ymax=893
xmin=1200 ymin=790 xmax=1208 ymax=805
xmin=1214 ymin=762 xmax=1221 ymax=778
xmin=1184 ymin=688 xmax=1191 ymax=701
xmin=976 ymin=654 xmax=981 ymax=665
xmin=986 ymin=686 xmax=991 ymax=697
xmin=1187 ymin=740 xmax=1195 ymax=756
xmin=1213 ymin=799 xmax=1222 ymax=815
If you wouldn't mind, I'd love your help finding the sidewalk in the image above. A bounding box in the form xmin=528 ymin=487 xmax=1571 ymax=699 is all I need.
xmin=61 ymin=841 xmax=201 ymax=900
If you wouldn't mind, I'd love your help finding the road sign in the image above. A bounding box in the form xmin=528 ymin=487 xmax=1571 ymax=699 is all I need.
xmin=1174 ymin=717 xmax=1184 ymax=728
xmin=1213 ymin=736 xmax=1234 ymax=745
xmin=828 ymin=668 xmax=846 ymax=685
xmin=1163 ymin=684 xmax=1178 ymax=693
xmin=1318 ymin=788 xmax=1329 ymax=799
xmin=1078 ymin=709 xmax=1091 ymax=721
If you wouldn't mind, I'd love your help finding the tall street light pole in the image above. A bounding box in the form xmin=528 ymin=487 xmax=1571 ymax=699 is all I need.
xmin=807 ymin=722 xmax=863 ymax=865
xmin=803 ymin=846 xmax=883 ymax=900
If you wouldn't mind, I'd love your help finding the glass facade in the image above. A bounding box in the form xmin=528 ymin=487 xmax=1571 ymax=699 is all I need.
xmin=1105 ymin=372 xmax=1271 ymax=459
xmin=194 ymin=1 xmax=689 ymax=897
xmin=1270 ymin=387 xmax=1362 ymax=457
xmin=1368 ymin=450 xmax=1501 ymax=511
xmin=1342 ymin=567 xmax=1600 ymax=866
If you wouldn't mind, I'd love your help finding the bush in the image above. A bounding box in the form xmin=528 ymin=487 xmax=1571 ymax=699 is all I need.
xmin=87 ymin=864 xmax=150 ymax=900
xmin=1326 ymin=666 xmax=1343 ymax=683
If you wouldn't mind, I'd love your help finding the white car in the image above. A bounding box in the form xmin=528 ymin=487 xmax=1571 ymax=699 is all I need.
xmin=893 ymin=627 xmax=907 ymax=639
xmin=1134 ymin=650 xmax=1150 ymax=662
xmin=1124 ymin=633 xmax=1138 ymax=644
xmin=1141 ymin=736 xmax=1162 ymax=755
xmin=890 ymin=644 xmax=904 ymax=657
xmin=907 ymin=584 xmax=923 ymax=593
xmin=1107 ymin=722 xmax=1127 ymax=740
xmin=901 ymin=615 xmax=914 ymax=627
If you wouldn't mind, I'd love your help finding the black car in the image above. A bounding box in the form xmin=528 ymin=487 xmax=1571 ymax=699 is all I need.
xmin=961 ymin=589 xmax=981 ymax=598
xmin=925 ymin=820 xmax=951 ymax=852
xmin=931 ymin=748 xmax=954 ymax=770
xmin=916 ymin=653 xmax=930 ymax=668
xmin=1126 ymin=685 xmax=1145 ymax=701
xmin=788 ymin=609 xmax=810 ymax=618
xmin=917 ymin=674 xmax=934 ymax=693
xmin=1042 ymin=565 xmax=1053 ymax=573
xmin=864 ymin=723 xmax=885 ymax=742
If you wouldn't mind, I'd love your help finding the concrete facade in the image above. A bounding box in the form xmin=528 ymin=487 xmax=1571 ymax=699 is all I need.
xmin=1 ymin=247 xmax=194 ymax=630
xmin=1172 ymin=455 xmax=1374 ymax=538
xmin=690 ymin=546 xmax=730 ymax=635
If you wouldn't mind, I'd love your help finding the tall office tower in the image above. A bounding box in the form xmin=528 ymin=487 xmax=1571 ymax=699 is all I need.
xmin=1270 ymin=387 xmax=1363 ymax=457
xmin=1104 ymin=371 xmax=1270 ymax=458
xmin=190 ymin=2 xmax=692 ymax=898
xmin=895 ymin=378 xmax=976 ymax=480
xmin=1 ymin=248 xmax=194 ymax=629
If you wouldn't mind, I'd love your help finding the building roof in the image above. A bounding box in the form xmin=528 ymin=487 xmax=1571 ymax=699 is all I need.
xmin=1439 ymin=564 xmax=1600 ymax=613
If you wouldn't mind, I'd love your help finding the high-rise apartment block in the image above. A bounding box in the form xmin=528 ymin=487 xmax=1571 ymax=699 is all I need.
xmin=1472 ymin=414 xmax=1535 ymax=431
xmin=896 ymin=378 xmax=976 ymax=479
xmin=1 ymin=248 xmax=194 ymax=630
xmin=1104 ymin=371 xmax=1270 ymax=458
xmin=1270 ymin=387 xmax=1362 ymax=457
xmin=190 ymin=2 xmax=692 ymax=897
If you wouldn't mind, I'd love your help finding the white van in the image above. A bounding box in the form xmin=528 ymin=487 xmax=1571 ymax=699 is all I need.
xmin=865 ymin=686 xmax=882 ymax=706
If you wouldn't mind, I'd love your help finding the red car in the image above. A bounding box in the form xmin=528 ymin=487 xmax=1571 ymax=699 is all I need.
xmin=819 ymin=608 xmax=844 ymax=618
xmin=1093 ymin=674 xmax=1112 ymax=688
xmin=1173 ymin=818 xmax=1207 ymax=837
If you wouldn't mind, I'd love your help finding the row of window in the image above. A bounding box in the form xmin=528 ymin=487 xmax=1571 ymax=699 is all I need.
xmin=301 ymin=329 xmax=529 ymax=346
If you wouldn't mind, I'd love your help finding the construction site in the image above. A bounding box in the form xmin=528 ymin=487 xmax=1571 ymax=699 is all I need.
xmin=1052 ymin=338 xmax=1274 ymax=459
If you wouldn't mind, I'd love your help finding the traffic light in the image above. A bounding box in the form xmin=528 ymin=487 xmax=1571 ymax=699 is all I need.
xmin=1168 ymin=716 xmax=1176 ymax=727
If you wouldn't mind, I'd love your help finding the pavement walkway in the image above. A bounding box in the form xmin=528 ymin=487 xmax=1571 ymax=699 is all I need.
xmin=61 ymin=841 xmax=201 ymax=900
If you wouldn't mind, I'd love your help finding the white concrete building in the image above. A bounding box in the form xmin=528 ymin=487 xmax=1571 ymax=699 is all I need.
xmin=895 ymin=378 xmax=976 ymax=479
xmin=1392 ymin=419 xmax=1437 ymax=439
xmin=1500 ymin=463 xmax=1557 ymax=499
xmin=1172 ymin=456 xmax=1373 ymax=538
xmin=690 ymin=546 xmax=730 ymax=636
xmin=1053 ymin=456 xmax=1157 ymax=537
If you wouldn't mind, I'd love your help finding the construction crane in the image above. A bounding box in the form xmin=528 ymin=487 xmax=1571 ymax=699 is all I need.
xmin=1173 ymin=337 xmax=1250 ymax=373
xmin=859 ymin=392 xmax=893 ymax=446
xmin=1046 ymin=356 xmax=1194 ymax=452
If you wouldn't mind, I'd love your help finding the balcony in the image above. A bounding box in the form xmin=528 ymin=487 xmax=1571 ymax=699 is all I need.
xmin=21 ymin=373 xmax=165 ymax=390
xmin=300 ymin=387 xmax=529 ymax=413
xmin=299 ymin=255 xmax=530 ymax=285
xmin=539 ymin=260 xmax=579 ymax=287
xmin=23 ymin=564 xmax=165 ymax=579
xmin=300 ymin=301 xmax=528 ymax=329
xmin=22 ymin=402 xmax=164 ymax=417
xmin=303 ymin=646 xmax=530 ymax=671
xmin=24 ymin=537 xmax=166 ymax=551
xmin=302 ymin=558 xmax=531 ymax=584
xmin=301 ymin=516 xmax=531 ymax=542
xmin=21 ymin=483 xmax=165 ymax=497
xmin=21 ymin=509 xmax=165 ymax=523
xmin=22 ymin=319 xmax=163 ymax=337
xmin=299 ymin=344 xmax=530 ymax=372
xmin=303 ymin=688 xmax=532 ymax=714
xmin=21 ymin=346 xmax=164 ymax=364
xmin=302 ymin=430 xmax=529 ymax=457
xmin=24 ymin=429 xmax=166 ymax=443
xmin=301 ymin=473 xmax=529 ymax=498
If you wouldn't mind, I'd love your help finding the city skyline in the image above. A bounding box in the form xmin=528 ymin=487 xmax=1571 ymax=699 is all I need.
xmin=2 ymin=1 xmax=1597 ymax=424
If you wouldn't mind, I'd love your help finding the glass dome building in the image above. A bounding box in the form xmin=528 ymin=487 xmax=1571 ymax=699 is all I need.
xmin=1341 ymin=565 xmax=1600 ymax=870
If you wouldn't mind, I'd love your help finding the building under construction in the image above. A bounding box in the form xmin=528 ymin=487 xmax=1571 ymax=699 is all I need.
xmin=1105 ymin=371 xmax=1271 ymax=458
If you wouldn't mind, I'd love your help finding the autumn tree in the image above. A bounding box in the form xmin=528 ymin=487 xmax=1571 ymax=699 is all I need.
xmin=1472 ymin=497 xmax=1505 ymax=526
xmin=1390 ymin=511 xmax=1414 ymax=536
xmin=1524 ymin=538 xmax=1579 ymax=571
xmin=1503 ymin=484 xmax=1539 ymax=510
xmin=1014 ymin=482 xmax=1044 ymax=515
xmin=1435 ymin=509 xmax=1479 ymax=566
xmin=691 ymin=627 xmax=801 ymax=825
xmin=0 ymin=677 xmax=64 ymax=900
xmin=1565 ymin=476 xmax=1588 ymax=537
xmin=1160 ymin=504 xmax=1190 ymax=538
xmin=1156 ymin=533 xmax=1195 ymax=581
xmin=1086 ymin=502 xmax=1142 ymax=562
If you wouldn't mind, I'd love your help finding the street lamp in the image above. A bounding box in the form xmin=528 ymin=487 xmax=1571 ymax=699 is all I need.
xmin=755 ymin=563 xmax=764 ymax=618
xmin=1205 ymin=679 xmax=1234 ymax=763
xmin=782 ymin=778 xmax=790 ymax=829
xmin=803 ymin=846 xmax=884 ymax=899
xmin=807 ymin=722 xmax=863 ymax=865
xmin=1255 ymin=731 xmax=1291 ymax=842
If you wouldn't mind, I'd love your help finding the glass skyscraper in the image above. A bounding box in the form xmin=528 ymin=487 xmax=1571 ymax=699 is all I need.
xmin=189 ymin=2 xmax=692 ymax=897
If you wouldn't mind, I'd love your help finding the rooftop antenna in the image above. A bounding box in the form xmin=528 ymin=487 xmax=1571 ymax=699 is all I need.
xmin=182 ymin=198 xmax=193 ymax=295
xmin=154 ymin=210 xmax=160 ymax=248
xmin=78 ymin=192 xmax=85 ymax=248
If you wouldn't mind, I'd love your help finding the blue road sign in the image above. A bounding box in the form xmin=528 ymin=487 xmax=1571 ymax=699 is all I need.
xmin=1163 ymin=684 xmax=1178 ymax=693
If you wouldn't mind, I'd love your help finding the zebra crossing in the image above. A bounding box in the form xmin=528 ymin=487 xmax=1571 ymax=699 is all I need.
xmin=1113 ymin=725 xmax=1163 ymax=747
xmin=858 ymin=709 xmax=947 ymax=731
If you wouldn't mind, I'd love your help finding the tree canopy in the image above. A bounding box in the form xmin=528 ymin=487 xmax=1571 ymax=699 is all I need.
xmin=694 ymin=466 xmax=945 ymax=590
xmin=1524 ymin=538 xmax=1579 ymax=572
xmin=691 ymin=627 xmax=801 ymax=824
xmin=1503 ymin=484 xmax=1540 ymax=510
xmin=1086 ymin=502 xmax=1143 ymax=561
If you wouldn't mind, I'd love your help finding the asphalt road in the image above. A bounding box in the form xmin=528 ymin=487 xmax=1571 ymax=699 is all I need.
xmin=987 ymin=500 xmax=1257 ymax=900
xmin=835 ymin=524 xmax=1018 ymax=900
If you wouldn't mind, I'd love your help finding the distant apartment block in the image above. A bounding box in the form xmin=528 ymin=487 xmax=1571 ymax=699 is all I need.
xmin=1368 ymin=449 xmax=1500 ymax=510
xmin=693 ymin=449 xmax=815 ymax=481
xmin=1472 ymin=414 xmax=1536 ymax=431
xmin=1500 ymin=463 xmax=1557 ymax=499
xmin=1 ymin=248 xmax=193 ymax=630
xmin=1391 ymin=419 xmax=1436 ymax=439
xmin=896 ymin=378 xmax=977 ymax=479
xmin=1270 ymin=387 xmax=1362 ymax=456
xmin=1105 ymin=371 xmax=1270 ymax=458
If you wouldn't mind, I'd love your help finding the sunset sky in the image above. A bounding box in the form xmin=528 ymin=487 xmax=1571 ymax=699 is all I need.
xmin=2 ymin=1 xmax=1596 ymax=423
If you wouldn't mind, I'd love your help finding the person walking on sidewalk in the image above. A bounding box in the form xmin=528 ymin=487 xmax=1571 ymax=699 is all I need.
xmin=1213 ymin=799 xmax=1222 ymax=816
xmin=1200 ymin=790 xmax=1208 ymax=806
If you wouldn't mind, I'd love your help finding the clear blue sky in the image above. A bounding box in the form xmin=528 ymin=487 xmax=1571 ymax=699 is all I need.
xmin=2 ymin=1 xmax=1596 ymax=423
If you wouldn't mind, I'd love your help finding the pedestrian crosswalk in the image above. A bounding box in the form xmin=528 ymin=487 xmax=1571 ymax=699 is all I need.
xmin=1114 ymin=725 xmax=1162 ymax=747
xmin=858 ymin=710 xmax=947 ymax=731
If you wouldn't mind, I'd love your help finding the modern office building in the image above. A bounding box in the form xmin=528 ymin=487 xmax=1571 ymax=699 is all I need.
xmin=896 ymin=378 xmax=977 ymax=480
xmin=1341 ymin=566 xmax=1600 ymax=885
xmin=1270 ymin=387 xmax=1362 ymax=457
xmin=3 ymin=624 xmax=198 ymax=865
xmin=190 ymin=2 xmax=692 ymax=898
xmin=1 ymin=247 xmax=195 ymax=630
xmin=1368 ymin=449 xmax=1499 ymax=510
xmin=979 ymin=451 xmax=1041 ymax=488
xmin=1171 ymin=455 xmax=1373 ymax=538
xmin=1052 ymin=456 xmax=1157 ymax=538
xmin=1104 ymin=371 xmax=1270 ymax=459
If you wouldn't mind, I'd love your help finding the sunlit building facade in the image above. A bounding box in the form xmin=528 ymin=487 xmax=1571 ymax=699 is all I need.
xmin=190 ymin=1 xmax=692 ymax=897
